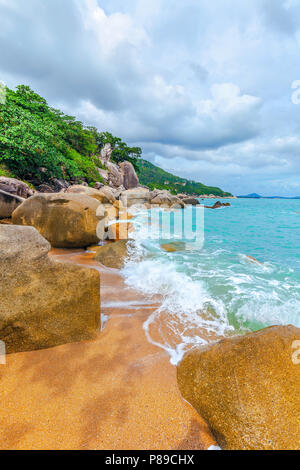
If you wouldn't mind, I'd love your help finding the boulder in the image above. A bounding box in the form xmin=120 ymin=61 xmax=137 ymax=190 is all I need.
xmin=100 ymin=143 xmax=113 ymax=164
xmin=51 ymin=178 xmax=69 ymax=192
xmin=65 ymin=185 xmax=116 ymax=204
xmin=119 ymin=161 xmax=139 ymax=190
xmin=113 ymin=185 xmax=125 ymax=200
xmin=106 ymin=161 xmax=124 ymax=188
xmin=161 ymin=242 xmax=186 ymax=252
xmin=182 ymin=197 xmax=199 ymax=206
xmin=0 ymin=190 xmax=25 ymax=219
xmin=204 ymin=201 xmax=231 ymax=209
xmin=94 ymin=182 xmax=105 ymax=190
xmin=94 ymin=240 xmax=130 ymax=269
xmin=98 ymin=169 xmax=109 ymax=182
xmin=150 ymin=190 xmax=184 ymax=208
xmin=12 ymin=193 xmax=105 ymax=248
xmin=37 ymin=184 xmax=55 ymax=193
xmin=0 ymin=177 xmax=33 ymax=198
xmin=98 ymin=185 xmax=116 ymax=204
xmin=0 ymin=225 xmax=100 ymax=353
xmin=177 ymin=325 xmax=300 ymax=450
xmin=121 ymin=188 xmax=151 ymax=208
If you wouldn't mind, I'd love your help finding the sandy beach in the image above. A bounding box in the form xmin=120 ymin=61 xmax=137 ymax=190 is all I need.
xmin=0 ymin=250 xmax=216 ymax=450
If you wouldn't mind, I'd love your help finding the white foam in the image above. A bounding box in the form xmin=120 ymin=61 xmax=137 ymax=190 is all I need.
xmin=121 ymin=209 xmax=300 ymax=364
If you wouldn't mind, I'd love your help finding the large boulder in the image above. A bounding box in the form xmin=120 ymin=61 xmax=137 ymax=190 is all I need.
xmin=106 ymin=161 xmax=124 ymax=188
xmin=182 ymin=197 xmax=199 ymax=206
xmin=150 ymin=190 xmax=184 ymax=208
xmin=65 ymin=184 xmax=116 ymax=204
xmin=121 ymin=188 xmax=151 ymax=207
xmin=0 ymin=190 xmax=25 ymax=219
xmin=12 ymin=193 xmax=105 ymax=248
xmin=177 ymin=325 xmax=300 ymax=450
xmin=119 ymin=161 xmax=139 ymax=190
xmin=100 ymin=143 xmax=113 ymax=164
xmin=0 ymin=225 xmax=101 ymax=353
xmin=0 ymin=177 xmax=33 ymax=198
xmin=94 ymin=240 xmax=130 ymax=269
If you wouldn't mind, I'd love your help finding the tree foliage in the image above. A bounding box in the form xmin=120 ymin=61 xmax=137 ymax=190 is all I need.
xmin=97 ymin=131 xmax=142 ymax=171
xmin=137 ymin=159 xmax=232 ymax=197
xmin=0 ymin=85 xmax=141 ymax=185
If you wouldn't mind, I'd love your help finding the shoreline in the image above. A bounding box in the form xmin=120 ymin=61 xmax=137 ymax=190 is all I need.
xmin=0 ymin=249 xmax=216 ymax=450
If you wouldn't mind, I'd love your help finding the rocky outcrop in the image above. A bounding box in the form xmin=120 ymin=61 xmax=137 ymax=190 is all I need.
xmin=121 ymin=188 xmax=152 ymax=207
xmin=0 ymin=177 xmax=33 ymax=198
xmin=161 ymin=242 xmax=186 ymax=252
xmin=66 ymin=185 xmax=116 ymax=204
xmin=0 ymin=225 xmax=100 ymax=353
xmin=98 ymin=169 xmax=109 ymax=183
xmin=0 ymin=190 xmax=25 ymax=219
xmin=106 ymin=161 xmax=124 ymax=188
xmin=100 ymin=143 xmax=113 ymax=163
xmin=150 ymin=190 xmax=185 ymax=208
xmin=12 ymin=193 xmax=105 ymax=248
xmin=119 ymin=161 xmax=139 ymax=190
xmin=177 ymin=325 xmax=300 ymax=450
xmin=182 ymin=197 xmax=199 ymax=206
xmin=204 ymin=201 xmax=231 ymax=209
xmin=94 ymin=240 xmax=130 ymax=269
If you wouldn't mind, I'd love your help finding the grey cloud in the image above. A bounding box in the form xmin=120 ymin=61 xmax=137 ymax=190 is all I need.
xmin=0 ymin=0 xmax=300 ymax=195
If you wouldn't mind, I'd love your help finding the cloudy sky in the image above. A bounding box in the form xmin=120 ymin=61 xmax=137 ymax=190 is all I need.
xmin=1 ymin=0 xmax=300 ymax=195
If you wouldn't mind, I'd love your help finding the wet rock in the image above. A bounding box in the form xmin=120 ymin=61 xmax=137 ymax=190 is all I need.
xmin=182 ymin=197 xmax=199 ymax=206
xmin=94 ymin=240 xmax=130 ymax=269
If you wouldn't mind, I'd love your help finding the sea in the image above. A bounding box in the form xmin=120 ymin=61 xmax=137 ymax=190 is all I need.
xmin=122 ymin=199 xmax=300 ymax=365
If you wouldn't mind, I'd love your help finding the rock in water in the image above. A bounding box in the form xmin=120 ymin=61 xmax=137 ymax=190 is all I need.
xmin=0 ymin=190 xmax=25 ymax=219
xmin=204 ymin=201 xmax=231 ymax=209
xmin=182 ymin=197 xmax=199 ymax=206
xmin=94 ymin=240 xmax=129 ymax=269
xmin=0 ymin=225 xmax=100 ymax=353
xmin=12 ymin=193 xmax=105 ymax=248
xmin=177 ymin=325 xmax=300 ymax=450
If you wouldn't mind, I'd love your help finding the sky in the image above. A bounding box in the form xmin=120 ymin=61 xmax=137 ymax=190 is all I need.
xmin=1 ymin=0 xmax=300 ymax=196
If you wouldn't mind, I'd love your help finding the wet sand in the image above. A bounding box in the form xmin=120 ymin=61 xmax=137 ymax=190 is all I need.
xmin=0 ymin=250 xmax=216 ymax=450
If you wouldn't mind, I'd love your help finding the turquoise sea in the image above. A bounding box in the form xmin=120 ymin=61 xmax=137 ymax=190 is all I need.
xmin=123 ymin=199 xmax=300 ymax=364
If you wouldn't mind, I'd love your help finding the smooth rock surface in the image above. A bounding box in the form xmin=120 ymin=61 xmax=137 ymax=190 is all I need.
xmin=0 ymin=225 xmax=101 ymax=353
xmin=94 ymin=240 xmax=130 ymax=269
xmin=12 ymin=193 xmax=104 ymax=248
xmin=119 ymin=161 xmax=139 ymax=190
xmin=177 ymin=325 xmax=300 ymax=450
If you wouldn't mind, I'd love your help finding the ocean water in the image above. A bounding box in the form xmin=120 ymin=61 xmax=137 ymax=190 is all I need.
xmin=122 ymin=199 xmax=300 ymax=364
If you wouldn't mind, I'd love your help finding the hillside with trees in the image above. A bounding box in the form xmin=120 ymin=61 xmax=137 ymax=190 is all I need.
xmin=0 ymin=85 xmax=232 ymax=196
xmin=137 ymin=159 xmax=232 ymax=197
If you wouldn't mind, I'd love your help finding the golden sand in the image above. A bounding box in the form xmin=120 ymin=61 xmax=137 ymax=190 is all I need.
xmin=0 ymin=250 xmax=216 ymax=450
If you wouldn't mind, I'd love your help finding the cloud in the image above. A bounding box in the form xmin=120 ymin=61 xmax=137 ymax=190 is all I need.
xmin=0 ymin=0 xmax=300 ymax=195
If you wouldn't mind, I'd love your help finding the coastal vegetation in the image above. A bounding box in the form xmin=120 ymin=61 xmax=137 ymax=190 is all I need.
xmin=0 ymin=85 xmax=232 ymax=196
xmin=137 ymin=159 xmax=232 ymax=197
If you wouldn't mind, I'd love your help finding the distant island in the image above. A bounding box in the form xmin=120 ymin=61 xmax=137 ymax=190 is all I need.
xmin=238 ymin=193 xmax=300 ymax=200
